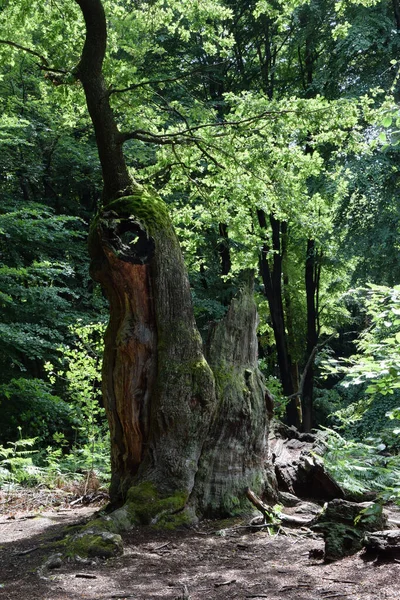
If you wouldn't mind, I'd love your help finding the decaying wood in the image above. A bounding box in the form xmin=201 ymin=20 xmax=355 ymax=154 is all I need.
xmin=246 ymin=488 xmax=270 ymax=522
xmin=364 ymin=530 xmax=400 ymax=555
xmin=269 ymin=426 xmax=345 ymax=501
xmin=17 ymin=546 xmax=40 ymax=556
xmin=246 ymin=488 xmax=318 ymax=527
xmin=312 ymin=499 xmax=387 ymax=561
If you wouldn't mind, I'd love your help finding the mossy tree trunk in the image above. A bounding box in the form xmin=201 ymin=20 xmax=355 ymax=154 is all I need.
xmin=190 ymin=275 xmax=274 ymax=517
xmin=76 ymin=0 xmax=271 ymax=521
xmin=89 ymin=195 xmax=216 ymax=504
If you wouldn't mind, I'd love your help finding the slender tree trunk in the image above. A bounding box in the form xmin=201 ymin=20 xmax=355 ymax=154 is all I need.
xmin=281 ymin=221 xmax=299 ymax=393
xmin=257 ymin=209 xmax=300 ymax=428
xmin=75 ymin=0 xmax=133 ymax=203
xmin=302 ymin=238 xmax=319 ymax=432
xmin=217 ymin=222 xmax=232 ymax=277
xmin=393 ymin=0 xmax=400 ymax=30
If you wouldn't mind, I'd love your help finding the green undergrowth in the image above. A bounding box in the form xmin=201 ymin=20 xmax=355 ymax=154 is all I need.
xmin=318 ymin=428 xmax=400 ymax=503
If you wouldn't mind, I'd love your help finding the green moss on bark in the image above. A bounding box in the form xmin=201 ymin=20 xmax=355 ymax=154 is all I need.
xmin=106 ymin=191 xmax=171 ymax=235
xmin=125 ymin=481 xmax=188 ymax=526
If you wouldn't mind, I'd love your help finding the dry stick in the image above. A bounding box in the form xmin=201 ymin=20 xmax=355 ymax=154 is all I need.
xmin=214 ymin=579 xmax=237 ymax=587
xmin=150 ymin=542 xmax=171 ymax=552
xmin=322 ymin=578 xmax=357 ymax=585
xmin=70 ymin=495 xmax=84 ymax=506
xmin=17 ymin=546 xmax=41 ymax=556
xmin=75 ymin=573 xmax=97 ymax=579
xmin=281 ymin=584 xmax=311 ymax=590
xmin=245 ymin=488 xmax=270 ymax=523
xmin=246 ymin=488 xmax=313 ymax=527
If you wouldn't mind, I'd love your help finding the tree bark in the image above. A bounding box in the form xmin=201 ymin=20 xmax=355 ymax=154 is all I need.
xmin=190 ymin=275 xmax=276 ymax=516
xmin=217 ymin=222 xmax=232 ymax=277
xmin=76 ymin=0 xmax=270 ymax=518
xmin=75 ymin=0 xmax=133 ymax=203
xmin=393 ymin=0 xmax=400 ymax=30
xmin=89 ymin=198 xmax=216 ymax=502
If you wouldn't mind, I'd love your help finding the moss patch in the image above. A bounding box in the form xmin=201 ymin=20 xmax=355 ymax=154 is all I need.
xmin=125 ymin=481 xmax=188 ymax=527
xmin=106 ymin=190 xmax=171 ymax=235
xmin=154 ymin=508 xmax=193 ymax=530
xmin=212 ymin=363 xmax=242 ymax=401
xmin=65 ymin=530 xmax=123 ymax=559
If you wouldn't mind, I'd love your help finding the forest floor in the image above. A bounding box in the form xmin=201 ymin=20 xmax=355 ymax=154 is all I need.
xmin=0 ymin=489 xmax=399 ymax=600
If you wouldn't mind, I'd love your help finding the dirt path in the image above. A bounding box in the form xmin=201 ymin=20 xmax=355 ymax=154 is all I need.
xmin=0 ymin=499 xmax=399 ymax=600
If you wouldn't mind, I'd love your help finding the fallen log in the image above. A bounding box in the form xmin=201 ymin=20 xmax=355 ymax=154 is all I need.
xmin=269 ymin=426 xmax=345 ymax=501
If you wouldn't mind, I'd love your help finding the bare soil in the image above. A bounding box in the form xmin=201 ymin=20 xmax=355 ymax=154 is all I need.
xmin=0 ymin=490 xmax=399 ymax=600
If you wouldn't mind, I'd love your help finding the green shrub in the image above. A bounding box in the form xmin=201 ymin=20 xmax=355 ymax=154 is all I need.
xmin=0 ymin=378 xmax=76 ymax=446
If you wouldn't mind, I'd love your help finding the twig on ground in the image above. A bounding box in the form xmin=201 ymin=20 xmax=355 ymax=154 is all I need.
xmin=150 ymin=542 xmax=171 ymax=552
xmin=17 ymin=546 xmax=40 ymax=555
xmin=321 ymin=577 xmax=358 ymax=585
xmin=214 ymin=579 xmax=237 ymax=587
xmin=281 ymin=583 xmax=311 ymax=590
xmin=75 ymin=573 xmax=97 ymax=579
xmin=322 ymin=578 xmax=357 ymax=585
xmin=70 ymin=496 xmax=84 ymax=506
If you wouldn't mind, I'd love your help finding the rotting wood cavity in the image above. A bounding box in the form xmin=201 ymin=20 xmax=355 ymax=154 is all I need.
xmin=102 ymin=212 xmax=155 ymax=265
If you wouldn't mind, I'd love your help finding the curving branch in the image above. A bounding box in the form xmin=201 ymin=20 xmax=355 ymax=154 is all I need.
xmin=0 ymin=39 xmax=49 ymax=66
xmin=287 ymin=333 xmax=337 ymax=402
xmin=108 ymin=61 xmax=228 ymax=95
xmin=120 ymin=104 xmax=332 ymax=147
xmin=0 ymin=39 xmax=73 ymax=81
